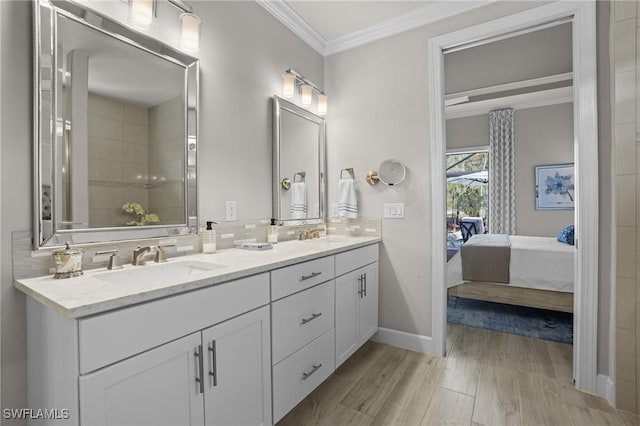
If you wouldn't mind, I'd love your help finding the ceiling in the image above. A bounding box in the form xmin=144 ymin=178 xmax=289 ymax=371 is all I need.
xmin=257 ymin=0 xmax=495 ymax=56
xmin=284 ymin=1 xmax=431 ymax=41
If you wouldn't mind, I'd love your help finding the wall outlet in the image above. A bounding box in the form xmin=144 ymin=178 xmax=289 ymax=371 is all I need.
xmin=383 ymin=203 xmax=405 ymax=219
xmin=225 ymin=201 xmax=237 ymax=221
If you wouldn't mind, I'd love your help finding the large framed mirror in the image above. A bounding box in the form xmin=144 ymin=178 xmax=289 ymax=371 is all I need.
xmin=272 ymin=96 xmax=326 ymax=225
xmin=34 ymin=0 xmax=199 ymax=248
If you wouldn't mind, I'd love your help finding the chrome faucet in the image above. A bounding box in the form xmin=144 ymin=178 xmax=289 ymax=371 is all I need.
xmin=132 ymin=246 xmax=151 ymax=266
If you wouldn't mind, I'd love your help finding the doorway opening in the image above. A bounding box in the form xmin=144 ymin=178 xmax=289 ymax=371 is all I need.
xmin=428 ymin=2 xmax=599 ymax=395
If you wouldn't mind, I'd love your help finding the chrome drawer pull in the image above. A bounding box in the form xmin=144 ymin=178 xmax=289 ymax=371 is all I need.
xmin=302 ymin=363 xmax=322 ymax=380
xmin=208 ymin=340 xmax=217 ymax=387
xmin=357 ymin=274 xmax=364 ymax=298
xmin=300 ymin=312 xmax=322 ymax=325
xmin=194 ymin=345 xmax=204 ymax=394
xmin=300 ymin=271 xmax=322 ymax=281
xmin=363 ymin=273 xmax=367 ymax=297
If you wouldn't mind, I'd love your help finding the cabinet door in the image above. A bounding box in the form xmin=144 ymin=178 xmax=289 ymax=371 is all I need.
xmin=202 ymin=306 xmax=271 ymax=426
xmin=358 ymin=263 xmax=379 ymax=343
xmin=335 ymin=272 xmax=359 ymax=368
xmin=79 ymin=332 xmax=205 ymax=426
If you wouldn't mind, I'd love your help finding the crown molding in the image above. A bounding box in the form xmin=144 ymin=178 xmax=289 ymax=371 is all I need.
xmin=255 ymin=0 xmax=326 ymax=55
xmin=256 ymin=0 xmax=497 ymax=57
xmin=324 ymin=1 xmax=496 ymax=56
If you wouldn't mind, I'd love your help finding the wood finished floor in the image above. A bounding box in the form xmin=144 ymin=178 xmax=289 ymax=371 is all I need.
xmin=278 ymin=324 xmax=640 ymax=426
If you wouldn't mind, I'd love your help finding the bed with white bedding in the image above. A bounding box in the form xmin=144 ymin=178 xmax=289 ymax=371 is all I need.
xmin=447 ymin=235 xmax=575 ymax=312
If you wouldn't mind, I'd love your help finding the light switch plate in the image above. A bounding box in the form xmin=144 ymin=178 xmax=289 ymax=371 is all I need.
xmin=383 ymin=203 xmax=405 ymax=219
xmin=225 ymin=201 xmax=237 ymax=221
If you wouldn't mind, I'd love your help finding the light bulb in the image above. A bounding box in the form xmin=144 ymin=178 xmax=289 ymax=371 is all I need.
xmin=129 ymin=0 xmax=154 ymax=30
xmin=180 ymin=13 xmax=201 ymax=53
xmin=282 ymin=73 xmax=295 ymax=98
xmin=317 ymin=94 xmax=328 ymax=115
xmin=301 ymin=84 xmax=313 ymax=107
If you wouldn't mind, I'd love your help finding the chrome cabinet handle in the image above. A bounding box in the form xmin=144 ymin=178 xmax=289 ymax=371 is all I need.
xmin=302 ymin=363 xmax=322 ymax=380
xmin=300 ymin=271 xmax=322 ymax=281
xmin=194 ymin=345 xmax=204 ymax=394
xmin=208 ymin=340 xmax=217 ymax=387
xmin=357 ymin=274 xmax=364 ymax=298
xmin=300 ymin=312 xmax=322 ymax=325
xmin=363 ymin=273 xmax=367 ymax=297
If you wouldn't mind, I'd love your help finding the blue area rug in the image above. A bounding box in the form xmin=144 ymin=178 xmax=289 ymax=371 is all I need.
xmin=447 ymin=296 xmax=573 ymax=344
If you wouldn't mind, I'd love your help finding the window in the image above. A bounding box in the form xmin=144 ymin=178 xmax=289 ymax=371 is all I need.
xmin=446 ymin=150 xmax=489 ymax=234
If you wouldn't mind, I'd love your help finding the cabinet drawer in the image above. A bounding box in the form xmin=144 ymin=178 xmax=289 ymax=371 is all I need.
xmin=335 ymin=244 xmax=378 ymax=277
xmin=271 ymin=256 xmax=334 ymax=300
xmin=79 ymin=273 xmax=269 ymax=374
xmin=272 ymin=329 xmax=335 ymax=423
xmin=272 ymin=280 xmax=334 ymax=364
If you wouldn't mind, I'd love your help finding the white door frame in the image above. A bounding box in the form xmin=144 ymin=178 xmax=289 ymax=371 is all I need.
xmin=428 ymin=2 xmax=599 ymax=394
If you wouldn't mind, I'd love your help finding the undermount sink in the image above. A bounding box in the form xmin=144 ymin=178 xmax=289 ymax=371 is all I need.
xmin=94 ymin=260 xmax=225 ymax=286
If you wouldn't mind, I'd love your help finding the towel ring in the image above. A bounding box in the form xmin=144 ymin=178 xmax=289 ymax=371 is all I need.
xmin=294 ymin=171 xmax=306 ymax=183
xmin=340 ymin=168 xmax=354 ymax=179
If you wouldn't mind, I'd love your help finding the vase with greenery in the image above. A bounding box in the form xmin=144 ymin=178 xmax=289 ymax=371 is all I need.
xmin=122 ymin=202 xmax=160 ymax=226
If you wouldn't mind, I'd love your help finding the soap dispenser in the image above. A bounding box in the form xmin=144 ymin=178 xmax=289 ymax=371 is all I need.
xmin=202 ymin=221 xmax=217 ymax=254
xmin=267 ymin=218 xmax=279 ymax=243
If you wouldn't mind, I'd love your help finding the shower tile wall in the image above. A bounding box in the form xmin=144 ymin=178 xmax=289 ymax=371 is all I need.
xmin=87 ymin=94 xmax=184 ymax=227
xmin=148 ymin=96 xmax=185 ymax=225
xmin=88 ymin=93 xmax=149 ymax=227
xmin=614 ymin=0 xmax=639 ymax=414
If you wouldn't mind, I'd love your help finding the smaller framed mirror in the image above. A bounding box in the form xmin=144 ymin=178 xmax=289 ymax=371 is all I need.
xmin=272 ymin=96 xmax=326 ymax=225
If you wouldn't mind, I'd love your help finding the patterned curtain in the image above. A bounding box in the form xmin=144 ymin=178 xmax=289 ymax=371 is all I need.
xmin=489 ymin=108 xmax=516 ymax=234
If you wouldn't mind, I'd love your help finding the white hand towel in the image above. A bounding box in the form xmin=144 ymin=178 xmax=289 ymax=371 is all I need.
xmin=338 ymin=178 xmax=358 ymax=219
xmin=290 ymin=182 xmax=307 ymax=219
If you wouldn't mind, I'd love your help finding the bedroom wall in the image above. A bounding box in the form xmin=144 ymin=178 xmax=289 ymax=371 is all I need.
xmin=446 ymin=102 xmax=574 ymax=238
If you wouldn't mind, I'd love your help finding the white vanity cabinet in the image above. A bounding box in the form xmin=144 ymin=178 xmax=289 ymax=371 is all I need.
xmin=335 ymin=245 xmax=379 ymax=368
xmin=79 ymin=306 xmax=271 ymax=426
xmin=27 ymin=273 xmax=271 ymax=426
xmin=22 ymin=240 xmax=380 ymax=426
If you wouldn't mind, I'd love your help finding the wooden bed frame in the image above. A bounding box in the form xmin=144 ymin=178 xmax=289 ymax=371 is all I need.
xmin=448 ymin=281 xmax=573 ymax=313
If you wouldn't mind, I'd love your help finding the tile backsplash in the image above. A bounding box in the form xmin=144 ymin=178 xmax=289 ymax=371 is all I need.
xmin=13 ymin=217 xmax=382 ymax=279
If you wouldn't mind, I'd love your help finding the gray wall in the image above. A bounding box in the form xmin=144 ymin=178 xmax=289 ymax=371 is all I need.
xmin=0 ymin=0 xmax=323 ymax=416
xmin=447 ymin=103 xmax=574 ymax=238
xmin=324 ymin=1 xmax=554 ymax=339
xmin=444 ymin=22 xmax=573 ymax=94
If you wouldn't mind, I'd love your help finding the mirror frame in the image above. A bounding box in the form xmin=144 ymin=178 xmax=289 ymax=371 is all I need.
xmin=272 ymin=96 xmax=326 ymax=225
xmin=33 ymin=0 xmax=199 ymax=248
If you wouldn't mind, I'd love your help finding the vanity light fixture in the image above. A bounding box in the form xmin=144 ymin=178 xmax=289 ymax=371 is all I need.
xmin=282 ymin=73 xmax=296 ymax=98
xmin=282 ymin=69 xmax=328 ymax=115
xmin=179 ymin=13 xmax=201 ymax=53
xmin=129 ymin=0 xmax=155 ymax=30
xmin=128 ymin=0 xmax=201 ymax=53
xmin=300 ymin=84 xmax=313 ymax=107
xmin=317 ymin=94 xmax=328 ymax=115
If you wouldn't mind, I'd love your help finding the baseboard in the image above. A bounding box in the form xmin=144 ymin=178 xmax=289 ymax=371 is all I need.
xmin=596 ymin=374 xmax=614 ymax=406
xmin=371 ymin=327 xmax=436 ymax=355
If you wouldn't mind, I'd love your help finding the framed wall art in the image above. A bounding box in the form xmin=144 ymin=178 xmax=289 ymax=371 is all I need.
xmin=535 ymin=163 xmax=575 ymax=210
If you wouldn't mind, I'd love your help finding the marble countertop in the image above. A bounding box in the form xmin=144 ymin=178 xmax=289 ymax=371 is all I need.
xmin=14 ymin=236 xmax=381 ymax=319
